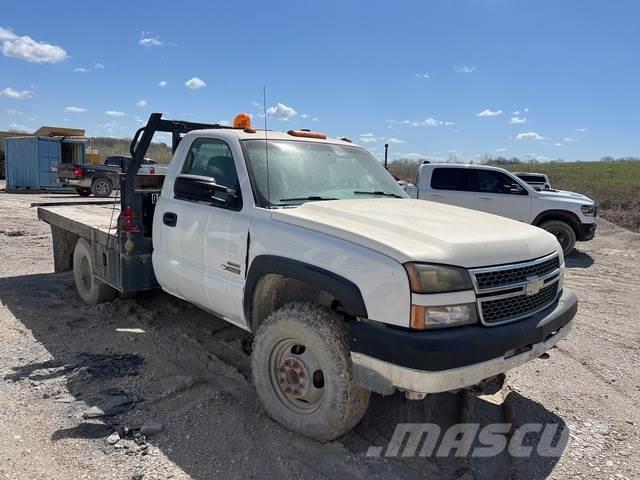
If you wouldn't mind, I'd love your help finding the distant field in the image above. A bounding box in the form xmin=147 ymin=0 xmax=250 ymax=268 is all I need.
xmin=505 ymin=161 xmax=640 ymax=232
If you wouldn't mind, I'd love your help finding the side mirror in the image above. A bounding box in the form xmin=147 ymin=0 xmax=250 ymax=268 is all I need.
xmin=507 ymin=184 xmax=527 ymax=195
xmin=174 ymin=174 xmax=238 ymax=207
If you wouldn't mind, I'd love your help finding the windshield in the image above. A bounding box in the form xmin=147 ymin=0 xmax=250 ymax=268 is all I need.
xmin=243 ymin=140 xmax=408 ymax=207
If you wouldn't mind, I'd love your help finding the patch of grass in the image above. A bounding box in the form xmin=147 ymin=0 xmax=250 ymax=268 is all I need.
xmin=505 ymin=161 xmax=640 ymax=232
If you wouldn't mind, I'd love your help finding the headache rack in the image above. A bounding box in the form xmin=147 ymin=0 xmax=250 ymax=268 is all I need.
xmin=104 ymin=113 xmax=232 ymax=292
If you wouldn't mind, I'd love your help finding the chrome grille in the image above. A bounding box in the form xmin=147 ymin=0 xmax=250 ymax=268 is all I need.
xmin=470 ymin=253 xmax=562 ymax=326
xmin=481 ymin=283 xmax=559 ymax=324
xmin=474 ymin=256 xmax=560 ymax=290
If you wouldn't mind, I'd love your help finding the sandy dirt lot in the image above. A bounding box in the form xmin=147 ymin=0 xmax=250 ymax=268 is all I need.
xmin=0 ymin=182 xmax=638 ymax=479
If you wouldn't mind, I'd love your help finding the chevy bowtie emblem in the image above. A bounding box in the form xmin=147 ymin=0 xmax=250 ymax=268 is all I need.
xmin=524 ymin=276 xmax=544 ymax=296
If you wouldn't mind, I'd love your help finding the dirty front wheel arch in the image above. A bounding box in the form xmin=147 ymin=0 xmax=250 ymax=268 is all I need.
xmin=243 ymin=255 xmax=368 ymax=333
xmin=251 ymin=302 xmax=370 ymax=441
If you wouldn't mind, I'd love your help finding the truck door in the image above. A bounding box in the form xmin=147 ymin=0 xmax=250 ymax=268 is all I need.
xmin=426 ymin=167 xmax=477 ymax=209
xmin=153 ymin=137 xmax=249 ymax=326
xmin=471 ymin=169 xmax=531 ymax=222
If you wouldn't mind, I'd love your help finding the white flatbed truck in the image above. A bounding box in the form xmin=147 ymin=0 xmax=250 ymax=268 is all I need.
xmin=38 ymin=113 xmax=577 ymax=441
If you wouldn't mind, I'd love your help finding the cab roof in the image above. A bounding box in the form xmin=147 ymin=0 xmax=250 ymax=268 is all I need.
xmin=182 ymin=127 xmax=357 ymax=146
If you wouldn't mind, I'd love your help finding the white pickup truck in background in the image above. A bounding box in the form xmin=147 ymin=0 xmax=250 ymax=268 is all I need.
xmin=406 ymin=163 xmax=597 ymax=255
xmin=37 ymin=114 xmax=578 ymax=441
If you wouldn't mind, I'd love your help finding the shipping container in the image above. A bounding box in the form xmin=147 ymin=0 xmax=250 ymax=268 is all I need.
xmin=4 ymin=136 xmax=86 ymax=191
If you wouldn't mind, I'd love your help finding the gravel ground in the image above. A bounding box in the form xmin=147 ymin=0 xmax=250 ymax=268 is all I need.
xmin=0 ymin=182 xmax=638 ymax=479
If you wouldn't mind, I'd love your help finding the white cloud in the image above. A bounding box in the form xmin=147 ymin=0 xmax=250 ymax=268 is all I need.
xmin=1 ymin=27 xmax=68 ymax=63
xmin=300 ymin=113 xmax=309 ymax=119
xmin=386 ymin=119 xmax=411 ymax=126
xmin=251 ymin=100 xmax=262 ymax=108
xmin=1 ymin=87 xmax=33 ymax=99
xmin=73 ymin=67 xmax=90 ymax=73
xmin=136 ymin=99 xmax=147 ymax=108
xmin=495 ymin=148 xmax=507 ymax=153
xmin=524 ymin=108 xmax=529 ymax=112
xmin=575 ymin=127 xmax=588 ymax=132
xmin=218 ymin=119 xmax=231 ymax=126
xmin=94 ymin=62 xmax=105 ymax=70
xmin=455 ymin=66 xmax=476 ymax=73
xmin=563 ymin=137 xmax=574 ymax=142
xmin=266 ymin=102 xmax=298 ymax=121
xmin=509 ymin=115 xmax=527 ymax=124
xmin=516 ymin=132 xmax=545 ymax=140
xmin=185 ymin=77 xmax=206 ymax=90
xmin=513 ymin=110 xmax=520 ymax=115
xmin=415 ymin=73 xmax=430 ymax=79
xmin=386 ymin=138 xmax=405 ymax=144
xmin=7 ymin=109 xmax=23 ymax=115
xmin=0 ymin=27 xmax=16 ymax=41
xmin=359 ymin=133 xmax=384 ymax=143
xmin=139 ymin=30 xmax=163 ymax=47
xmin=7 ymin=122 xmax=31 ymax=132
xmin=554 ymin=142 xmax=562 ymax=147
xmin=64 ymin=106 xmax=87 ymax=113
xmin=158 ymin=80 xmax=167 ymax=87
xmin=312 ymin=117 xmax=319 ymax=122
xmin=477 ymin=108 xmax=502 ymax=117
xmin=105 ymin=110 xmax=126 ymax=117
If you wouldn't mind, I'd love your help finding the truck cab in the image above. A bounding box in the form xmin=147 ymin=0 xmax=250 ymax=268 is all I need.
xmin=407 ymin=163 xmax=597 ymax=254
xmin=38 ymin=114 xmax=578 ymax=442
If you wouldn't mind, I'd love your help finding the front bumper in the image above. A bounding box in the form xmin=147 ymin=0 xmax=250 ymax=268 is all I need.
xmin=576 ymin=222 xmax=597 ymax=241
xmin=349 ymin=288 xmax=577 ymax=395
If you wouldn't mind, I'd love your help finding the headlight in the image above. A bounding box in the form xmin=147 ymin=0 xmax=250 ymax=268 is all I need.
xmin=581 ymin=205 xmax=597 ymax=216
xmin=404 ymin=263 xmax=473 ymax=293
xmin=411 ymin=303 xmax=478 ymax=329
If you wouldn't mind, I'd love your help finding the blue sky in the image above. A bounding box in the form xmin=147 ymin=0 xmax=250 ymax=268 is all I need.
xmin=1 ymin=0 xmax=639 ymax=162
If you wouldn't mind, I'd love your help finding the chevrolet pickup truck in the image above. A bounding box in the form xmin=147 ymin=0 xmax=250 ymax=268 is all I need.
xmin=58 ymin=155 xmax=163 ymax=197
xmin=406 ymin=163 xmax=597 ymax=255
xmin=38 ymin=114 xmax=577 ymax=441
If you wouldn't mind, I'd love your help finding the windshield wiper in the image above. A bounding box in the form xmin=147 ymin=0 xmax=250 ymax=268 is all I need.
xmin=353 ymin=190 xmax=403 ymax=198
xmin=279 ymin=195 xmax=339 ymax=202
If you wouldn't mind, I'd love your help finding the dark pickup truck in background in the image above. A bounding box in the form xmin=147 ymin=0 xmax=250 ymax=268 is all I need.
xmin=58 ymin=155 xmax=166 ymax=197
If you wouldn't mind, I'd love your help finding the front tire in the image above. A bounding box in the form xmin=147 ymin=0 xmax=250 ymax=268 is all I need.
xmin=73 ymin=238 xmax=116 ymax=304
xmin=91 ymin=178 xmax=113 ymax=197
xmin=251 ymin=303 xmax=370 ymax=442
xmin=540 ymin=220 xmax=576 ymax=256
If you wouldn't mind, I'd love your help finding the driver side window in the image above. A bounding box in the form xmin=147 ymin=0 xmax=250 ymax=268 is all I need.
xmin=182 ymin=138 xmax=240 ymax=191
xmin=474 ymin=170 xmax=526 ymax=195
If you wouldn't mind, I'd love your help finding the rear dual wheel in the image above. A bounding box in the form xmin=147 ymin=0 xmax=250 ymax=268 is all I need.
xmin=251 ymin=303 xmax=370 ymax=442
xmin=73 ymin=238 xmax=116 ymax=304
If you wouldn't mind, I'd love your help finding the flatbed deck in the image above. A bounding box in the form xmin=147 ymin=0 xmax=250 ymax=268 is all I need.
xmin=37 ymin=204 xmax=119 ymax=246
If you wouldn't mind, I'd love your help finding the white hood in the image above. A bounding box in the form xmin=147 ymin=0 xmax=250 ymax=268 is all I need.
xmin=537 ymin=189 xmax=595 ymax=204
xmin=271 ymin=199 xmax=559 ymax=268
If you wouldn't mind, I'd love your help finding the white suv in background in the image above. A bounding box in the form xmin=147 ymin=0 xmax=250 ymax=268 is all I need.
xmin=406 ymin=163 xmax=597 ymax=255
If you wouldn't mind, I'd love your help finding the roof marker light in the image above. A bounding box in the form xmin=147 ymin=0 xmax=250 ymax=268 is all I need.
xmin=233 ymin=113 xmax=251 ymax=129
xmin=287 ymin=130 xmax=327 ymax=140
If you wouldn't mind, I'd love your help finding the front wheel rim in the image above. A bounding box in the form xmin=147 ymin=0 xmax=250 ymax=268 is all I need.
xmin=268 ymin=338 xmax=326 ymax=414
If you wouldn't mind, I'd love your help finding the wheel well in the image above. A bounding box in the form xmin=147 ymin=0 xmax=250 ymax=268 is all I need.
xmin=244 ymin=255 xmax=368 ymax=333
xmin=249 ymin=274 xmax=338 ymax=332
xmin=533 ymin=210 xmax=580 ymax=233
xmin=50 ymin=225 xmax=79 ymax=273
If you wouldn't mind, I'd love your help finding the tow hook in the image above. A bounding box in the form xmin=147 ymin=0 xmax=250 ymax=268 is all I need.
xmin=404 ymin=391 xmax=427 ymax=400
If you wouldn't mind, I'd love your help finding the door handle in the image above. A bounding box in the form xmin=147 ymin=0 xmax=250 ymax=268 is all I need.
xmin=478 ymin=197 xmax=491 ymax=201
xmin=429 ymin=194 xmax=443 ymax=199
xmin=163 ymin=212 xmax=177 ymax=227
